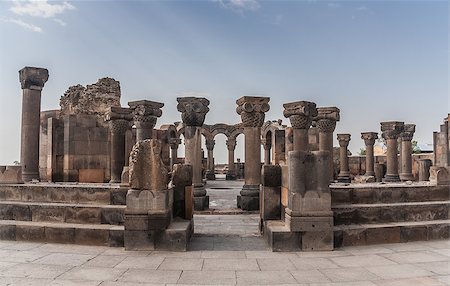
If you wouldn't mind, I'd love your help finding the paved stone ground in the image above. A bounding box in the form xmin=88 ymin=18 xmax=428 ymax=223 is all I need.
xmin=204 ymin=175 xmax=243 ymax=211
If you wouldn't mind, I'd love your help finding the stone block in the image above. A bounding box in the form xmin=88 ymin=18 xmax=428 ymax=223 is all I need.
xmin=109 ymin=228 xmax=124 ymax=247
xmin=126 ymin=189 xmax=171 ymax=214
xmin=148 ymin=210 xmax=171 ymax=230
xmin=78 ymin=169 xmax=105 ymax=183
xmin=16 ymin=225 xmax=45 ymax=242
xmin=45 ymin=226 xmax=75 ymax=244
xmin=261 ymin=186 xmax=281 ymax=220
xmin=66 ymin=207 xmax=102 ymax=224
xmin=237 ymin=195 xmax=258 ymax=211
xmin=353 ymin=175 xmax=375 ymax=184
xmin=111 ymin=188 xmax=127 ymax=205
xmin=31 ymin=205 xmax=65 ymax=223
xmin=194 ymin=195 xmax=209 ymax=211
xmin=427 ymin=223 xmax=449 ymax=240
xmin=261 ymin=165 xmax=281 ymax=187
xmin=366 ymin=227 xmax=400 ymax=244
xmin=124 ymin=213 xmax=149 ymax=231
xmin=75 ymin=228 xmax=109 ymax=246
xmin=264 ymin=221 xmax=301 ymax=252
xmin=0 ymin=166 xmax=23 ymax=184
xmin=400 ymin=225 xmax=427 ymax=242
xmin=430 ymin=167 xmax=450 ymax=186
xmin=12 ymin=204 xmax=32 ymax=221
xmin=124 ymin=230 xmax=154 ymax=251
xmin=301 ymin=230 xmax=333 ymax=251
xmin=101 ymin=207 xmax=124 ymax=225
xmin=185 ymin=186 xmax=193 ymax=219
xmin=156 ymin=219 xmax=193 ymax=251
xmin=285 ymin=214 xmax=333 ymax=232
xmin=0 ymin=225 xmax=16 ymax=240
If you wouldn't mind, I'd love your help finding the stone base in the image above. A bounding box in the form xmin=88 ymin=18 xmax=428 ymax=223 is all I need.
xmin=353 ymin=175 xmax=375 ymax=184
xmin=205 ymin=171 xmax=216 ymax=180
xmin=125 ymin=218 xmax=193 ymax=251
xmin=0 ymin=166 xmax=23 ymax=184
xmin=225 ymin=172 xmax=237 ymax=180
xmin=337 ymin=176 xmax=351 ymax=183
xmin=193 ymin=196 xmax=209 ymax=211
xmin=383 ymin=174 xmax=401 ymax=182
xmin=400 ymin=173 xmax=414 ymax=181
xmin=237 ymin=195 xmax=259 ymax=211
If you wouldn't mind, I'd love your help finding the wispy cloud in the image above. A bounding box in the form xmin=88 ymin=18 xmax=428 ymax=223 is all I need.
xmin=53 ymin=18 xmax=66 ymax=26
xmin=215 ymin=0 xmax=260 ymax=14
xmin=10 ymin=1 xmax=75 ymax=18
xmin=1 ymin=17 xmax=42 ymax=33
xmin=327 ymin=2 xmax=340 ymax=8
xmin=357 ymin=6 xmax=369 ymax=11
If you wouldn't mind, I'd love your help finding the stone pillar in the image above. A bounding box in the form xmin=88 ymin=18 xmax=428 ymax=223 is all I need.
xmin=18 ymin=67 xmax=49 ymax=182
xmin=315 ymin=107 xmax=340 ymax=182
xmin=263 ymin=141 xmax=271 ymax=165
xmin=205 ymin=139 xmax=216 ymax=180
xmin=381 ymin=121 xmax=404 ymax=182
xmin=236 ymin=96 xmax=270 ymax=211
xmin=128 ymin=100 xmax=164 ymax=142
xmin=418 ymin=159 xmax=432 ymax=181
xmin=283 ymin=101 xmax=318 ymax=152
xmin=105 ymin=107 xmax=132 ymax=183
xmin=168 ymin=138 xmax=181 ymax=171
xmin=226 ymin=139 xmax=237 ymax=180
xmin=337 ymin=134 xmax=351 ymax=183
xmin=400 ymin=124 xmax=416 ymax=181
xmin=361 ymin=132 xmax=378 ymax=176
xmin=177 ymin=97 xmax=210 ymax=211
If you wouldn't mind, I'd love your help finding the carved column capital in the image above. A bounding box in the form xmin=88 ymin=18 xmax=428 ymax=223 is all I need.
xmin=226 ymin=139 xmax=237 ymax=151
xmin=236 ymin=96 xmax=270 ymax=127
xmin=361 ymin=132 xmax=378 ymax=146
xmin=315 ymin=107 xmax=340 ymax=133
xmin=177 ymin=97 xmax=210 ymax=127
xmin=105 ymin=107 xmax=132 ymax=135
xmin=19 ymin=67 xmax=49 ymax=90
xmin=283 ymin=101 xmax=318 ymax=129
xmin=129 ymin=100 xmax=164 ymax=129
xmin=400 ymin=124 xmax=416 ymax=141
xmin=337 ymin=133 xmax=351 ymax=147
xmin=206 ymin=139 xmax=215 ymax=151
xmin=381 ymin=121 xmax=404 ymax=140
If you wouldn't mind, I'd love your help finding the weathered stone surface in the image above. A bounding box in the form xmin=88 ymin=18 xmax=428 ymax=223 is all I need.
xmin=261 ymin=165 xmax=281 ymax=187
xmin=353 ymin=175 xmax=376 ymax=184
xmin=19 ymin=67 xmax=49 ymax=90
xmin=430 ymin=166 xmax=450 ymax=186
xmin=60 ymin=77 xmax=121 ymax=118
xmin=283 ymin=101 xmax=317 ymax=129
xmin=177 ymin=97 xmax=210 ymax=127
xmin=0 ymin=166 xmax=23 ymax=184
xmin=128 ymin=139 xmax=168 ymax=191
xmin=236 ymin=96 xmax=270 ymax=128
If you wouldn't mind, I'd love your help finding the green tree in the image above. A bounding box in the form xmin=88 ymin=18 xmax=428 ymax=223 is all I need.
xmin=358 ymin=148 xmax=366 ymax=156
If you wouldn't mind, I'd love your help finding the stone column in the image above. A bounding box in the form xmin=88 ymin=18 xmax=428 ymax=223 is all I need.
xmin=337 ymin=134 xmax=351 ymax=183
xmin=205 ymin=139 xmax=216 ymax=180
xmin=18 ymin=67 xmax=49 ymax=182
xmin=226 ymin=139 xmax=237 ymax=180
xmin=168 ymin=138 xmax=181 ymax=171
xmin=315 ymin=107 xmax=340 ymax=182
xmin=263 ymin=141 xmax=271 ymax=165
xmin=105 ymin=107 xmax=132 ymax=183
xmin=381 ymin=121 xmax=404 ymax=182
xmin=400 ymin=124 xmax=416 ymax=181
xmin=283 ymin=101 xmax=318 ymax=152
xmin=236 ymin=96 xmax=270 ymax=211
xmin=128 ymin=100 xmax=164 ymax=142
xmin=177 ymin=97 xmax=210 ymax=211
xmin=418 ymin=159 xmax=432 ymax=181
xmin=361 ymin=132 xmax=378 ymax=176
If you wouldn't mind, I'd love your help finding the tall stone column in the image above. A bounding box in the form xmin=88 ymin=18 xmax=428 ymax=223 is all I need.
xmin=168 ymin=138 xmax=181 ymax=171
xmin=205 ymin=139 xmax=216 ymax=180
xmin=418 ymin=159 xmax=432 ymax=181
xmin=105 ymin=107 xmax=132 ymax=183
xmin=361 ymin=132 xmax=378 ymax=176
xmin=128 ymin=100 xmax=164 ymax=141
xmin=381 ymin=121 xmax=404 ymax=182
xmin=283 ymin=101 xmax=318 ymax=152
xmin=400 ymin=124 xmax=416 ymax=181
xmin=18 ymin=67 xmax=49 ymax=182
xmin=226 ymin=139 xmax=237 ymax=180
xmin=315 ymin=107 xmax=340 ymax=182
xmin=263 ymin=141 xmax=271 ymax=165
xmin=236 ymin=96 xmax=270 ymax=211
xmin=177 ymin=97 xmax=210 ymax=211
xmin=337 ymin=134 xmax=351 ymax=183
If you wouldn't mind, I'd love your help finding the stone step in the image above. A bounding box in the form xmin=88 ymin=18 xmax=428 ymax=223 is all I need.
xmin=331 ymin=184 xmax=449 ymax=204
xmin=0 ymin=184 xmax=127 ymax=205
xmin=0 ymin=201 xmax=125 ymax=225
xmin=334 ymin=219 xmax=450 ymax=247
xmin=333 ymin=201 xmax=450 ymax=225
xmin=0 ymin=220 xmax=124 ymax=247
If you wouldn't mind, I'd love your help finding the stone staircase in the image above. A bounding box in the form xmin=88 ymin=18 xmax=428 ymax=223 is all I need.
xmin=332 ymin=183 xmax=450 ymax=247
xmin=0 ymin=184 xmax=126 ymax=246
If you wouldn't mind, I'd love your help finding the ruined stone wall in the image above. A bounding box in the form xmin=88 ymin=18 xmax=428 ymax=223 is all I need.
xmin=433 ymin=114 xmax=450 ymax=167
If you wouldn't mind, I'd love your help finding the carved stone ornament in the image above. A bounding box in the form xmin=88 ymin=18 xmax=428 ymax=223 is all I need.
xmin=337 ymin=134 xmax=351 ymax=147
xmin=226 ymin=139 xmax=237 ymax=151
xmin=400 ymin=124 xmax=416 ymax=141
xmin=177 ymin=97 xmax=210 ymax=127
xmin=361 ymin=132 xmax=378 ymax=145
xmin=236 ymin=96 xmax=270 ymax=127
xmin=205 ymin=139 xmax=215 ymax=151
xmin=19 ymin=67 xmax=49 ymax=90
xmin=381 ymin=121 xmax=404 ymax=140
xmin=109 ymin=119 xmax=130 ymax=134
xmin=283 ymin=101 xmax=318 ymax=129
xmin=315 ymin=107 xmax=340 ymax=133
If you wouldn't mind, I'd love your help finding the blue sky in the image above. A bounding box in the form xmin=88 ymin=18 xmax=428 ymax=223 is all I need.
xmin=0 ymin=0 xmax=448 ymax=164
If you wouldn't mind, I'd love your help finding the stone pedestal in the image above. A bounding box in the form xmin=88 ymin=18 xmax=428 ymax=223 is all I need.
xmin=418 ymin=159 xmax=432 ymax=181
xmin=105 ymin=107 xmax=132 ymax=183
xmin=236 ymin=96 xmax=270 ymax=211
xmin=226 ymin=139 xmax=237 ymax=180
xmin=19 ymin=67 xmax=49 ymax=182
xmin=316 ymin=107 xmax=340 ymax=182
xmin=361 ymin=132 xmax=378 ymax=177
xmin=337 ymin=134 xmax=351 ymax=183
xmin=177 ymin=97 xmax=210 ymax=211
xmin=400 ymin=124 xmax=415 ymax=181
xmin=128 ymin=100 xmax=164 ymax=142
xmin=283 ymin=101 xmax=318 ymax=152
xmin=381 ymin=121 xmax=404 ymax=182
xmin=205 ymin=139 xmax=216 ymax=180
